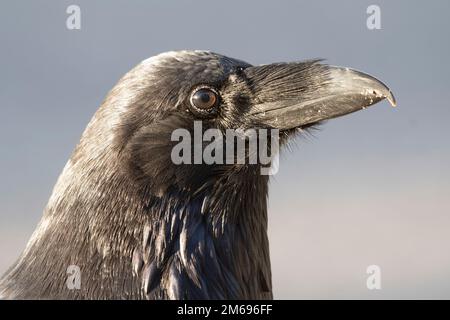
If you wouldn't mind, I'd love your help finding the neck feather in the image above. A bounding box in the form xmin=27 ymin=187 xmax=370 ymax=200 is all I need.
xmin=0 ymin=154 xmax=272 ymax=299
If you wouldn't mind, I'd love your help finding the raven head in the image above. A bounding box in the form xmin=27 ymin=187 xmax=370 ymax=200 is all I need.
xmin=108 ymin=51 xmax=395 ymax=194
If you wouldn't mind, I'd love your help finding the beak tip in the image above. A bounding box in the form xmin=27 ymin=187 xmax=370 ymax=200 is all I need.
xmin=386 ymin=90 xmax=397 ymax=107
xmin=329 ymin=66 xmax=397 ymax=108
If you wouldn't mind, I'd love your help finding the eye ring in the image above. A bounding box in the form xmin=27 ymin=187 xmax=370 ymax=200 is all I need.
xmin=189 ymin=86 xmax=220 ymax=115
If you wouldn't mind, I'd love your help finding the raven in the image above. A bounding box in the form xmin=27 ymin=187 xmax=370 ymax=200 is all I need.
xmin=0 ymin=51 xmax=395 ymax=299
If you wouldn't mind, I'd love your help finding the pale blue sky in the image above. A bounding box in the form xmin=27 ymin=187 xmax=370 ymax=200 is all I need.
xmin=1 ymin=0 xmax=449 ymax=298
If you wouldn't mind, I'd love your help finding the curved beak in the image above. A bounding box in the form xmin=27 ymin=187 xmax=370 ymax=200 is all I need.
xmin=244 ymin=61 xmax=396 ymax=130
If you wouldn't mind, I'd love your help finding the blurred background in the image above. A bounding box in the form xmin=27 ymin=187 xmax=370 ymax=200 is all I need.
xmin=1 ymin=0 xmax=449 ymax=299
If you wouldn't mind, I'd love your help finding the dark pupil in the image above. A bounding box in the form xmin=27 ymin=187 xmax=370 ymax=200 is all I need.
xmin=199 ymin=92 xmax=210 ymax=103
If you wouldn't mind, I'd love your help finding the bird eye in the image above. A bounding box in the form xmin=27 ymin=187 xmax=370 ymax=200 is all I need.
xmin=190 ymin=87 xmax=219 ymax=111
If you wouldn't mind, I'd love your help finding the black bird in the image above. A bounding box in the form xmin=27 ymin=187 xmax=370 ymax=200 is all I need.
xmin=0 ymin=51 xmax=395 ymax=299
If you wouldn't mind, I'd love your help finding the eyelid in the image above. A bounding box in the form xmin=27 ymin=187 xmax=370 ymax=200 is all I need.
xmin=191 ymin=85 xmax=219 ymax=96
